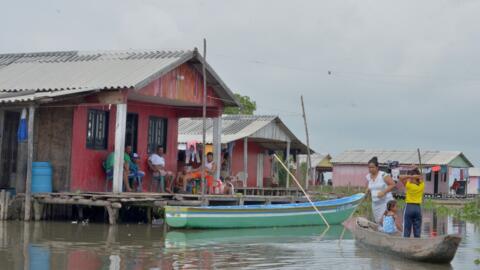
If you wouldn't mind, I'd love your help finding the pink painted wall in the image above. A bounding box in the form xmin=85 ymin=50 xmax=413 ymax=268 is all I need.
xmin=332 ymin=165 xmax=368 ymax=187
xmin=468 ymin=176 xmax=479 ymax=194
xmin=332 ymin=163 xmax=454 ymax=194
xmin=230 ymin=140 xmax=271 ymax=187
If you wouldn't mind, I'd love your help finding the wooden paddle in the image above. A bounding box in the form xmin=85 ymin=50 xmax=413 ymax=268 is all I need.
xmin=273 ymin=154 xmax=330 ymax=228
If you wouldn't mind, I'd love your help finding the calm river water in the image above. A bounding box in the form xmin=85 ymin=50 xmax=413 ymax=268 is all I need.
xmin=0 ymin=211 xmax=478 ymax=270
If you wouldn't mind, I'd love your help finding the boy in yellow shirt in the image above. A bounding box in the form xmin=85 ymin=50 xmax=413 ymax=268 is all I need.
xmin=400 ymin=168 xmax=425 ymax=238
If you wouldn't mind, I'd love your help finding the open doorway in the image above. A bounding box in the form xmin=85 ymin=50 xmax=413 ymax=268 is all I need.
xmin=1 ymin=111 xmax=20 ymax=188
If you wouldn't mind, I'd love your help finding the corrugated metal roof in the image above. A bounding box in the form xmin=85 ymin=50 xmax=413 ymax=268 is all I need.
xmin=469 ymin=168 xmax=480 ymax=177
xmin=331 ymin=149 xmax=473 ymax=166
xmin=178 ymin=115 xmax=276 ymax=143
xmin=0 ymin=49 xmax=238 ymax=105
xmin=178 ymin=115 xmax=312 ymax=152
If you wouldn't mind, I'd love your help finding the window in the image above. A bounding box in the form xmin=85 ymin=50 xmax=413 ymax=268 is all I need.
xmin=147 ymin=117 xmax=168 ymax=153
xmin=125 ymin=113 xmax=138 ymax=153
xmin=86 ymin=110 xmax=109 ymax=150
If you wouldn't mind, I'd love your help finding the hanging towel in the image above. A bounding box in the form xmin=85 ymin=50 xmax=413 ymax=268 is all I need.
xmin=17 ymin=108 xmax=28 ymax=142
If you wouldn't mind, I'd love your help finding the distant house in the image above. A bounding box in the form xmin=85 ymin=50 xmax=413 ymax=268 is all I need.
xmin=468 ymin=168 xmax=480 ymax=195
xmin=178 ymin=115 xmax=310 ymax=187
xmin=296 ymin=153 xmax=332 ymax=186
xmin=331 ymin=150 xmax=473 ymax=195
xmin=0 ymin=49 xmax=239 ymax=193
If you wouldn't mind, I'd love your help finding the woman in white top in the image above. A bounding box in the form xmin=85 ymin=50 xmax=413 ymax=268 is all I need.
xmin=366 ymin=157 xmax=396 ymax=223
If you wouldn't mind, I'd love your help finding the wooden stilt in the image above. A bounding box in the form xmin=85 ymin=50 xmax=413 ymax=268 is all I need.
xmin=106 ymin=206 xmax=118 ymax=225
xmin=24 ymin=105 xmax=35 ymax=221
xmin=33 ymin=200 xmax=44 ymax=221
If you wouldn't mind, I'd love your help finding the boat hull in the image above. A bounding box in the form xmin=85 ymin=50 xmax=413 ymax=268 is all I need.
xmin=348 ymin=217 xmax=461 ymax=264
xmin=165 ymin=193 xmax=365 ymax=229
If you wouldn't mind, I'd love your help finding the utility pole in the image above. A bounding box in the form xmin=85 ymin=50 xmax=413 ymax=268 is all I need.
xmin=301 ymin=95 xmax=312 ymax=190
xmin=201 ymin=38 xmax=207 ymax=196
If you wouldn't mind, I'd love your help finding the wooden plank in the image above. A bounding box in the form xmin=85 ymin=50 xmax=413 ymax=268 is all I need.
xmin=0 ymin=109 xmax=4 ymax=185
xmin=213 ymin=116 xmax=221 ymax=180
xmin=96 ymin=91 xmax=127 ymax=104
xmin=285 ymin=140 xmax=291 ymax=188
xmin=24 ymin=105 xmax=35 ymax=221
xmin=112 ymin=103 xmax=127 ymax=193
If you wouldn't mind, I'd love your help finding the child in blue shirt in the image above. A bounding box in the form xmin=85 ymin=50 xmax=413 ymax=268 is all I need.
xmin=382 ymin=200 xmax=403 ymax=235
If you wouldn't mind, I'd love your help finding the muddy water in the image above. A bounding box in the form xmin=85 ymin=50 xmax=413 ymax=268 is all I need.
xmin=0 ymin=212 xmax=478 ymax=270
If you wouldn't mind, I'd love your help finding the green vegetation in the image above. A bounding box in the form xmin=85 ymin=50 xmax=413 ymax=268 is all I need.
xmin=224 ymin=93 xmax=257 ymax=115
xmin=311 ymin=186 xmax=480 ymax=223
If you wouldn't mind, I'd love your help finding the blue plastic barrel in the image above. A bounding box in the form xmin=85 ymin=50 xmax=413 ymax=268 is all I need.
xmin=29 ymin=245 xmax=51 ymax=270
xmin=32 ymin=162 xmax=53 ymax=193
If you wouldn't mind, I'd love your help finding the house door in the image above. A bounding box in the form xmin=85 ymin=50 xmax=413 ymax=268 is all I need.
xmin=125 ymin=113 xmax=138 ymax=153
xmin=433 ymin=171 xmax=439 ymax=194
xmin=1 ymin=111 xmax=20 ymax=188
xmin=256 ymin=154 xmax=264 ymax=187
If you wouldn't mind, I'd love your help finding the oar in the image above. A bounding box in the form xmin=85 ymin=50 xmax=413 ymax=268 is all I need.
xmin=273 ymin=154 xmax=330 ymax=228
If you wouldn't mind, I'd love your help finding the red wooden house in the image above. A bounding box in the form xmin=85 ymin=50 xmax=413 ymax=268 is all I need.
xmin=0 ymin=49 xmax=238 ymax=193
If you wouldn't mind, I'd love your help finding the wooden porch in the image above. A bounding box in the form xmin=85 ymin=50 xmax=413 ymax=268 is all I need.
xmin=25 ymin=188 xmax=307 ymax=225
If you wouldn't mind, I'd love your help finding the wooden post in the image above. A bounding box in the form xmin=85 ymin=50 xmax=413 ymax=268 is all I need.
xmin=201 ymin=38 xmax=208 ymax=196
xmin=24 ymin=105 xmax=35 ymax=221
xmin=113 ymin=103 xmax=127 ymax=193
xmin=213 ymin=116 xmax=222 ymax=180
xmin=301 ymin=95 xmax=312 ymax=190
xmin=243 ymin=137 xmax=248 ymax=186
xmin=0 ymin=109 xmax=4 ymax=184
xmin=16 ymin=110 xmax=28 ymax=193
xmin=285 ymin=140 xmax=291 ymax=188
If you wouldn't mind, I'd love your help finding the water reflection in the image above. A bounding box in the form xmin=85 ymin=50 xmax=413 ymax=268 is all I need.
xmin=0 ymin=210 xmax=478 ymax=270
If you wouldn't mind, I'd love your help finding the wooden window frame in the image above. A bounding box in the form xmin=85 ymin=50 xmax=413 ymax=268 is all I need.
xmin=147 ymin=116 xmax=168 ymax=154
xmin=86 ymin=109 xmax=109 ymax=150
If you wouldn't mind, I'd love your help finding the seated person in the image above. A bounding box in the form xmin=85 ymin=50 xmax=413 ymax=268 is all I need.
xmin=105 ymin=149 xmax=132 ymax=192
xmin=184 ymin=152 xmax=217 ymax=193
xmin=148 ymin=146 xmax=174 ymax=193
xmin=381 ymin=200 xmax=403 ymax=235
xmin=174 ymin=165 xmax=189 ymax=193
xmin=129 ymin=153 xmax=145 ymax=192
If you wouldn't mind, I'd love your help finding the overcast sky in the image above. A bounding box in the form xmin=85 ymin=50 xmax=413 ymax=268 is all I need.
xmin=1 ymin=0 xmax=479 ymax=165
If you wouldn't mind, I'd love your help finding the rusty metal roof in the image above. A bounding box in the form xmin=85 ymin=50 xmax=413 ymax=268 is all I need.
xmin=178 ymin=115 xmax=312 ymax=153
xmin=0 ymin=49 xmax=238 ymax=106
xmin=331 ymin=149 xmax=473 ymax=167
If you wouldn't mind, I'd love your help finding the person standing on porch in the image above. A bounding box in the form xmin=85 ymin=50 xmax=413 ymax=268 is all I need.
xmin=399 ymin=167 xmax=425 ymax=238
xmin=148 ymin=146 xmax=174 ymax=193
xmin=366 ymin=157 xmax=396 ymax=224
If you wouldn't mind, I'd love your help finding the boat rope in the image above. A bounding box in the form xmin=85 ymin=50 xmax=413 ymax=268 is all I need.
xmin=273 ymin=154 xmax=330 ymax=228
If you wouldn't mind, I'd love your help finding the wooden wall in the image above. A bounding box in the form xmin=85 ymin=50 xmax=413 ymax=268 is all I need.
xmin=34 ymin=107 xmax=73 ymax=192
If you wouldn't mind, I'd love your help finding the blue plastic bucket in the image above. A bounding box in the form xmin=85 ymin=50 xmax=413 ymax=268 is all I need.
xmin=32 ymin=162 xmax=53 ymax=193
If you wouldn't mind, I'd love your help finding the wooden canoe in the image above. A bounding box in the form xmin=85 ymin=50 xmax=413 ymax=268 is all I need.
xmin=345 ymin=217 xmax=462 ymax=264
xmin=164 ymin=193 xmax=365 ymax=229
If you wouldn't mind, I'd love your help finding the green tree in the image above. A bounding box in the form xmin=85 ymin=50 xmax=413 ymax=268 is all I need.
xmin=224 ymin=93 xmax=256 ymax=115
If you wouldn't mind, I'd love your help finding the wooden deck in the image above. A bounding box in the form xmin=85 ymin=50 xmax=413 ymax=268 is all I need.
xmin=29 ymin=190 xmax=307 ymax=225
